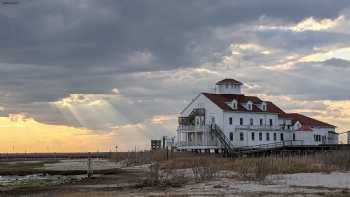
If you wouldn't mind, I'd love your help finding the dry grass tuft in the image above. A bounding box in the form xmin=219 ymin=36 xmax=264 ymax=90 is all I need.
xmin=159 ymin=150 xmax=350 ymax=181
xmin=112 ymin=150 xmax=350 ymax=182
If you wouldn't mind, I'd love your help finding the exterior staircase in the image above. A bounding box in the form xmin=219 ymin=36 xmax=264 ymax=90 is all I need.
xmin=210 ymin=124 xmax=238 ymax=155
xmin=210 ymin=123 xmax=304 ymax=156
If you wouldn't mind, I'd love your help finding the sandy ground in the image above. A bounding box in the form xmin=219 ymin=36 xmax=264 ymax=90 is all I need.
xmin=2 ymin=161 xmax=350 ymax=197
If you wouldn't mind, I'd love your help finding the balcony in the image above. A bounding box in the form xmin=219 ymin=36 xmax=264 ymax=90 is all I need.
xmin=235 ymin=125 xmax=285 ymax=131
xmin=177 ymin=125 xmax=210 ymax=132
xmin=176 ymin=140 xmax=219 ymax=148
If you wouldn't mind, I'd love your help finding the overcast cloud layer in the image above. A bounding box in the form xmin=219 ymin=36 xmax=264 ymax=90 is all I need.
xmin=1 ymin=0 xmax=350 ymax=147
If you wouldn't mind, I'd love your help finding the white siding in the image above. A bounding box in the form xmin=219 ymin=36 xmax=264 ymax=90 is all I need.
xmin=181 ymin=94 xmax=223 ymax=127
xmin=178 ymin=92 xmax=337 ymax=149
xmin=222 ymin=112 xmax=290 ymax=147
xmin=295 ymin=131 xmax=314 ymax=145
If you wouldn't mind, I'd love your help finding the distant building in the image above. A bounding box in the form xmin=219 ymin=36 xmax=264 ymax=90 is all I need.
xmin=176 ymin=78 xmax=337 ymax=152
xmin=327 ymin=131 xmax=339 ymax=144
xmin=151 ymin=140 xmax=162 ymax=151
xmin=348 ymin=131 xmax=350 ymax=144
xmin=163 ymin=136 xmax=175 ymax=149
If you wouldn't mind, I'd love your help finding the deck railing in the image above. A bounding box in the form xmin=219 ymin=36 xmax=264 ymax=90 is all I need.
xmin=177 ymin=125 xmax=210 ymax=132
xmin=177 ymin=140 xmax=218 ymax=147
xmin=238 ymin=140 xmax=304 ymax=150
xmin=235 ymin=125 xmax=286 ymax=131
xmin=210 ymin=124 xmax=236 ymax=154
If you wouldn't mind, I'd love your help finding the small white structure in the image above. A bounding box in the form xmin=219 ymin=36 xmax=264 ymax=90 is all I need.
xmin=176 ymin=79 xmax=337 ymax=152
xmin=347 ymin=131 xmax=350 ymax=144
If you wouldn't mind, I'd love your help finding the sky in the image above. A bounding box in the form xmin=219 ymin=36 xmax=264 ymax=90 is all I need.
xmin=0 ymin=0 xmax=350 ymax=152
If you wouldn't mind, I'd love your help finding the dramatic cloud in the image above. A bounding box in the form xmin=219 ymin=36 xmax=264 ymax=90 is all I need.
xmin=1 ymin=0 xmax=350 ymax=151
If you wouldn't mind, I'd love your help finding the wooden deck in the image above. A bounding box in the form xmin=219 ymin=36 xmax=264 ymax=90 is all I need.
xmin=227 ymin=144 xmax=350 ymax=157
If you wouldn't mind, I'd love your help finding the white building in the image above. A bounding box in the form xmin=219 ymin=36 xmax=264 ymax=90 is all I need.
xmin=347 ymin=131 xmax=350 ymax=144
xmin=176 ymin=79 xmax=337 ymax=152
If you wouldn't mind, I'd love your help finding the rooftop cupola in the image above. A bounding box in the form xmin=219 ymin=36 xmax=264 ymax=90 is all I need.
xmin=215 ymin=78 xmax=242 ymax=94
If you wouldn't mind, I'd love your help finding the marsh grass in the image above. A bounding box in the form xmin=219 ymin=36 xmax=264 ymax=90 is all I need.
xmin=110 ymin=151 xmax=196 ymax=167
xmin=159 ymin=150 xmax=350 ymax=181
xmin=0 ymin=161 xmax=58 ymax=175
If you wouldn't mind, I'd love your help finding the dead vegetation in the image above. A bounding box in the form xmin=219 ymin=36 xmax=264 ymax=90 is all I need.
xmin=110 ymin=150 xmax=196 ymax=167
xmin=141 ymin=162 xmax=188 ymax=187
xmin=158 ymin=150 xmax=350 ymax=181
xmin=110 ymin=150 xmax=350 ymax=183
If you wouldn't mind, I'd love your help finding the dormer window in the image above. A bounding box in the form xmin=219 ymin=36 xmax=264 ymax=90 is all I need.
xmin=261 ymin=102 xmax=267 ymax=111
xmin=247 ymin=101 xmax=253 ymax=110
xmin=231 ymin=99 xmax=238 ymax=110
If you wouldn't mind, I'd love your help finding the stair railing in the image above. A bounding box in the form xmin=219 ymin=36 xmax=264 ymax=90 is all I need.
xmin=210 ymin=124 xmax=237 ymax=154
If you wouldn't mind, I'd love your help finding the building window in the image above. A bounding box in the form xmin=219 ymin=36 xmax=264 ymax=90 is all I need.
xmin=280 ymin=133 xmax=284 ymax=141
xmin=240 ymin=118 xmax=243 ymax=125
xmin=293 ymin=133 xmax=296 ymax=141
xmin=266 ymin=133 xmax=270 ymax=141
xmin=273 ymin=133 xmax=277 ymax=141
xmin=231 ymin=100 xmax=237 ymax=109
xmin=251 ymin=132 xmax=255 ymax=141
xmin=229 ymin=117 xmax=233 ymax=125
xmin=269 ymin=119 xmax=273 ymax=126
xmin=188 ymin=134 xmax=193 ymax=142
xmin=314 ymin=135 xmax=321 ymax=142
xmin=211 ymin=117 xmax=215 ymax=124
xmin=225 ymin=84 xmax=229 ymax=88
xmin=260 ymin=119 xmax=263 ymax=126
xmin=250 ymin=118 xmax=254 ymax=126
xmin=229 ymin=132 xmax=234 ymax=141
xmin=248 ymin=104 xmax=252 ymax=110
xmin=259 ymin=132 xmax=262 ymax=141
xmin=262 ymin=103 xmax=267 ymax=111
xmin=240 ymin=132 xmax=244 ymax=141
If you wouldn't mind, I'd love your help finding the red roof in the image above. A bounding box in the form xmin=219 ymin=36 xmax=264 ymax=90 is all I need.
xmin=202 ymin=93 xmax=335 ymax=128
xmin=296 ymin=125 xmax=313 ymax=131
xmin=202 ymin=93 xmax=285 ymax=114
xmin=282 ymin=113 xmax=335 ymax=128
xmin=216 ymin=78 xmax=243 ymax=85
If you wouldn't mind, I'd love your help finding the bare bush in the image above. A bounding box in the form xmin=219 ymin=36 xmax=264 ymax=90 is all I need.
xmin=149 ymin=162 xmax=160 ymax=185
xmin=191 ymin=158 xmax=218 ymax=182
xmin=160 ymin=168 xmax=187 ymax=187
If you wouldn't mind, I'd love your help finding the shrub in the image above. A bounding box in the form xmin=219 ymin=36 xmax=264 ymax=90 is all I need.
xmin=191 ymin=158 xmax=218 ymax=182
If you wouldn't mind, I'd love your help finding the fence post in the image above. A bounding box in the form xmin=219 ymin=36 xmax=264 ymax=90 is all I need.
xmin=87 ymin=154 xmax=93 ymax=178
xmin=166 ymin=146 xmax=169 ymax=160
